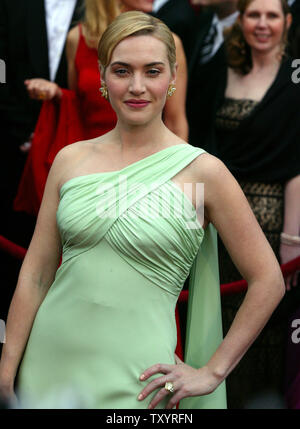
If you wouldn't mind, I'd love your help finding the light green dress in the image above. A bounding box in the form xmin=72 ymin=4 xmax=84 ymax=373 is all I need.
xmin=16 ymin=144 xmax=226 ymax=409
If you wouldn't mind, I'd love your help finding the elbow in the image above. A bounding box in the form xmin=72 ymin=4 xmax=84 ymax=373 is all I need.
xmin=249 ymin=268 xmax=286 ymax=305
xmin=276 ymin=281 xmax=286 ymax=304
xmin=272 ymin=271 xmax=286 ymax=303
xmin=279 ymin=278 xmax=286 ymax=300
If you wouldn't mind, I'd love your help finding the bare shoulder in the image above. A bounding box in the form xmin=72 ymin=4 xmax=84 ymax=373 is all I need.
xmin=192 ymin=152 xmax=254 ymax=233
xmin=53 ymin=140 xmax=92 ymax=184
xmin=174 ymin=146 xmax=228 ymax=187
xmin=67 ymin=25 xmax=80 ymax=45
xmin=54 ymin=134 xmax=114 ymax=183
xmin=191 ymin=151 xmax=240 ymax=203
xmin=190 ymin=150 xmax=226 ymax=181
xmin=54 ymin=140 xmax=87 ymax=165
xmin=172 ymin=32 xmax=182 ymax=47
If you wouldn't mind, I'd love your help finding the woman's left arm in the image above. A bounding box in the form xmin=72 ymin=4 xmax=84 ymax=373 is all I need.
xmin=163 ymin=34 xmax=189 ymax=141
xmin=138 ymin=155 xmax=285 ymax=409
xmin=280 ymin=174 xmax=300 ymax=290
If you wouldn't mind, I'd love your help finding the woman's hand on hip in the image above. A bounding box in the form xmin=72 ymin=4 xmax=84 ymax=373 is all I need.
xmin=137 ymin=354 xmax=221 ymax=409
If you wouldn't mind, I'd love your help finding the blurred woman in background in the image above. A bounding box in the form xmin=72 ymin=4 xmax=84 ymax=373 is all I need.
xmin=210 ymin=0 xmax=300 ymax=408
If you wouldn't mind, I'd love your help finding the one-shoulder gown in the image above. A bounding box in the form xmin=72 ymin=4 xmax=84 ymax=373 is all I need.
xmin=16 ymin=144 xmax=226 ymax=409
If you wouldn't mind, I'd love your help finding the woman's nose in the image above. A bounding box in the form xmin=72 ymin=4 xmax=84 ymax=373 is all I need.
xmin=129 ymin=74 xmax=146 ymax=94
xmin=257 ymin=14 xmax=268 ymax=27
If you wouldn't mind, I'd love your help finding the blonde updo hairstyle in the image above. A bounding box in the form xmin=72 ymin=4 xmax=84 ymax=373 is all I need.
xmin=225 ymin=0 xmax=290 ymax=75
xmin=98 ymin=11 xmax=176 ymax=77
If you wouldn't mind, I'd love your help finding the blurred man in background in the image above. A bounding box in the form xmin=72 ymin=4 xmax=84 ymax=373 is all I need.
xmin=0 ymin=0 xmax=83 ymax=326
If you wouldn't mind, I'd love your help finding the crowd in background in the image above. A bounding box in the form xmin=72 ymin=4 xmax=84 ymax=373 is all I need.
xmin=0 ymin=0 xmax=299 ymax=409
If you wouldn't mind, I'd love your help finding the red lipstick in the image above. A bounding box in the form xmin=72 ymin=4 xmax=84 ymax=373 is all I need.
xmin=124 ymin=99 xmax=150 ymax=108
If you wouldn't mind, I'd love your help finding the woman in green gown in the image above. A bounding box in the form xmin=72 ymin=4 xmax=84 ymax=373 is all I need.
xmin=0 ymin=11 xmax=285 ymax=409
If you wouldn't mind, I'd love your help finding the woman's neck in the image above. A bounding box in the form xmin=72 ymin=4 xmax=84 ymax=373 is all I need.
xmin=112 ymin=118 xmax=173 ymax=155
xmin=250 ymin=47 xmax=281 ymax=73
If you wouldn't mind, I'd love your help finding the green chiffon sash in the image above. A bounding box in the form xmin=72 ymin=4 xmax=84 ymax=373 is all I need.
xmin=179 ymin=223 xmax=227 ymax=408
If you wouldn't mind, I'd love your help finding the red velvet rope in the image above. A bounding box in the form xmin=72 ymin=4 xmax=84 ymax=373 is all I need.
xmin=0 ymin=235 xmax=27 ymax=260
xmin=178 ymin=255 xmax=300 ymax=301
xmin=179 ymin=255 xmax=300 ymax=301
xmin=1 ymin=234 xmax=299 ymax=368
xmin=0 ymin=235 xmax=300 ymax=302
xmin=1 ymin=234 xmax=299 ymax=298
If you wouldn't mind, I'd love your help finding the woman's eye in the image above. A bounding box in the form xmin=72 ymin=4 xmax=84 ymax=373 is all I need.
xmin=147 ymin=69 xmax=160 ymax=76
xmin=268 ymin=13 xmax=279 ymax=19
xmin=114 ymin=69 xmax=128 ymax=76
xmin=247 ymin=12 xmax=259 ymax=18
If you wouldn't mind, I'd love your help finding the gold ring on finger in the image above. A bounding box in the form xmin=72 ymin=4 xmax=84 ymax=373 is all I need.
xmin=38 ymin=91 xmax=47 ymax=99
xmin=164 ymin=381 xmax=174 ymax=393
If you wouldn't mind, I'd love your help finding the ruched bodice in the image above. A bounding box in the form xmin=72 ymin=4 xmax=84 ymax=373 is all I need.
xmin=17 ymin=144 xmax=226 ymax=409
xmin=58 ymin=178 xmax=203 ymax=297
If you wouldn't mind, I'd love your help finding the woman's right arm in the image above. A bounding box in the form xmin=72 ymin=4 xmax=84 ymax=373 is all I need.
xmin=0 ymin=147 xmax=72 ymax=402
xmin=65 ymin=25 xmax=80 ymax=91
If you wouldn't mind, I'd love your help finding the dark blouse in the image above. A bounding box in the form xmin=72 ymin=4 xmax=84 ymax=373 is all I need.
xmin=215 ymin=98 xmax=258 ymax=131
xmin=211 ymin=58 xmax=300 ymax=183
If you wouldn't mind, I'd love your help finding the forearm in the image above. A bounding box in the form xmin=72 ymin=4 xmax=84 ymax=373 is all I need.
xmin=282 ymin=175 xmax=300 ymax=235
xmin=0 ymin=279 xmax=49 ymax=387
xmin=204 ymin=276 xmax=285 ymax=382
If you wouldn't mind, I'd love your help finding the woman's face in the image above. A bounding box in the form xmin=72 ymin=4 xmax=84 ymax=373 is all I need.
xmin=104 ymin=35 xmax=175 ymax=127
xmin=121 ymin=0 xmax=154 ymax=13
xmin=241 ymin=0 xmax=290 ymax=55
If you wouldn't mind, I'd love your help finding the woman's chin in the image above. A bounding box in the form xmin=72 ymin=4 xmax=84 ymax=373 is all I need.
xmin=250 ymin=43 xmax=280 ymax=55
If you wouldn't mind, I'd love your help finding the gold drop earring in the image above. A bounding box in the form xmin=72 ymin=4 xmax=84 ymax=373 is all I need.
xmin=99 ymin=82 xmax=108 ymax=100
xmin=167 ymin=84 xmax=176 ymax=97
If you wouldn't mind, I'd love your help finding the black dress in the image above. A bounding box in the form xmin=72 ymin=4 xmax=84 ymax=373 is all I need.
xmin=215 ymin=98 xmax=287 ymax=408
xmin=216 ymin=97 xmax=285 ymax=282
xmin=212 ymin=56 xmax=300 ymax=407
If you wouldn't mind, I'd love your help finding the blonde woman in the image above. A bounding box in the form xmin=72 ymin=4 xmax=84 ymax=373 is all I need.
xmin=2 ymin=12 xmax=284 ymax=410
xmin=120 ymin=0 xmax=189 ymax=140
